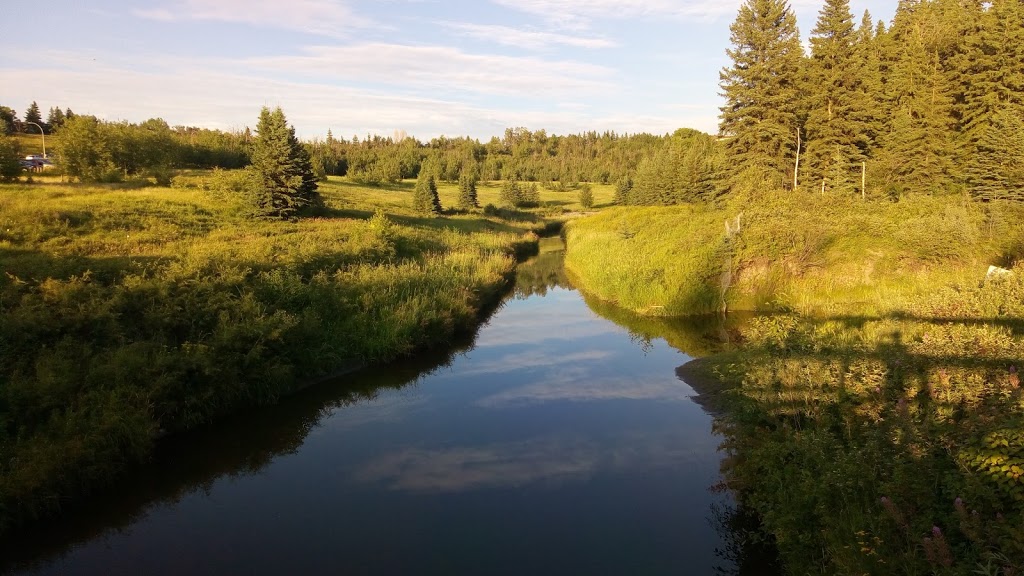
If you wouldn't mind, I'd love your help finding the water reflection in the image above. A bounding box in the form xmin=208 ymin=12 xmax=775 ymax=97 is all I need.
xmin=2 ymin=239 xmax=764 ymax=576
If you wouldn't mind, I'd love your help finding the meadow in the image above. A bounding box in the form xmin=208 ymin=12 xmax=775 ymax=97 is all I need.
xmin=0 ymin=174 xmax=604 ymax=534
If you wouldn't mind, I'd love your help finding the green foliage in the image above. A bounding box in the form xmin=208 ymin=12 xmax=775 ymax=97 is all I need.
xmin=613 ymin=175 xmax=633 ymax=205
xmin=719 ymin=0 xmax=804 ymax=188
xmin=0 ymin=134 xmax=21 ymax=182
xmin=457 ymin=170 xmax=479 ymax=210
xmin=802 ymin=0 xmax=869 ymax=192
xmin=578 ymin=183 xmax=594 ymax=209
xmin=629 ymin=129 xmax=724 ymax=205
xmin=412 ymin=171 xmax=442 ymax=215
xmin=247 ymin=107 xmax=320 ymax=219
xmin=23 ymin=101 xmax=41 ymax=130
xmin=55 ymin=115 xmax=118 ymax=182
xmin=0 ymin=106 xmax=17 ymax=135
xmin=693 ymin=273 xmax=1024 ymax=573
xmin=968 ymin=107 xmax=1024 ymax=201
xmin=565 ymin=194 xmax=1024 ymax=317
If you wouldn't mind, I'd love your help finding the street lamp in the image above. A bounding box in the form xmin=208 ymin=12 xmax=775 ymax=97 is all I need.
xmin=25 ymin=121 xmax=45 ymax=158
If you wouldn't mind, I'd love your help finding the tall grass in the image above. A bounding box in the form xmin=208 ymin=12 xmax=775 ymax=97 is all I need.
xmin=0 ymin=174 xmax=541 ymax=534
xmin=564 ymin=193 xmax=1024 ymax=316
xmin=687 ymin=269 xmax=1024 ymax=574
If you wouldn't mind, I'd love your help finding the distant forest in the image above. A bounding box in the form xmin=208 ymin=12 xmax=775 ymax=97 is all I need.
xmin=3 ymin=0 xmax=1022 ymax=203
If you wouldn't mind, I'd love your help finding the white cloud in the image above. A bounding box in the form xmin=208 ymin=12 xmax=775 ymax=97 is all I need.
xmin=476 ymin=369 xmax=693 ymax=408
xmin=439 ymin=22 xmax=616 ymax=50
xmin=134 ymin=0 xmax=372 ymax=37
xmin=492 ymin=0 xmax=891 ymax=30
xmin=244 ymin=43 xmax=612 ymax=98
xmin=491 ymin=0 xmax=740 ymax=30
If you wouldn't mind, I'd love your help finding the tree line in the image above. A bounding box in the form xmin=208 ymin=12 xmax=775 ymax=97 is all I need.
xmin=719 ymin=0 xmax=1024 ymax=201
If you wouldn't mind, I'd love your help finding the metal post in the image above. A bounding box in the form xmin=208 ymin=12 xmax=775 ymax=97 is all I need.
xmin=25 ymin=121 xmax=45 ymax=158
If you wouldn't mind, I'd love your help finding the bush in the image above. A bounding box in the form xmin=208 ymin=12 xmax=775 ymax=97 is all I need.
xmin=579 ymin=183 xmax=594 ymax=208
xmin=0 ymin=134 xmax=21 ymax=182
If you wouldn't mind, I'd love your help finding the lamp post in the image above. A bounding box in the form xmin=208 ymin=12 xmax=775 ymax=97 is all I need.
xmin=25 ymin=121 xmax=45 ymax=158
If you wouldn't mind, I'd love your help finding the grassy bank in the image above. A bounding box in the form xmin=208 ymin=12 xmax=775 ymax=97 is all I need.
xmin=0 ymin=175 xmax=545 ymax=534
xmin=564 ymin=193 xmax=1024 ymax=316
xmin=685 ymin=269 xmax=1024 ymax=574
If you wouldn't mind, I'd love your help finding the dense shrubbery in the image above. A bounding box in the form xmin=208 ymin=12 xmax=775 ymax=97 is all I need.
xmin=0 ymin=179 xmax=537 ymax=534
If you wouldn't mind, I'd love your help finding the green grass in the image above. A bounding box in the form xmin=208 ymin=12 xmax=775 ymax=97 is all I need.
xmin=564 ymin=192 xmax=1024 ymax=317
xmin=0 ymin=174 xmax=550 ymax=534
xmin=684 ymin=271 xmax=1024 ymax=574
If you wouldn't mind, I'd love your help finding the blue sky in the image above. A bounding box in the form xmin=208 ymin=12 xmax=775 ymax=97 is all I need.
xmin=1 ymin=0 xmax=895 ymax=141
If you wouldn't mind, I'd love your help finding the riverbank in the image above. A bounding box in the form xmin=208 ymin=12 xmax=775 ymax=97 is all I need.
xmin=563 ymin=193 xmax=1024 ymax=317
xmin=563 ymin=194 xmax=1024 ymax=573
xmin=0 ymin=176 xmax=549 ymax=535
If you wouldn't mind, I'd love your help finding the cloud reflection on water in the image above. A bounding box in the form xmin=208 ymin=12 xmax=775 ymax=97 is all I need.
xmin=353 ymin=432 xmax=718 ymax=493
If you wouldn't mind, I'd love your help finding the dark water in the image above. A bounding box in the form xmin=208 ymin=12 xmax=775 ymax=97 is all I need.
xmin=3 ymin=240 xmax=758 ymax=576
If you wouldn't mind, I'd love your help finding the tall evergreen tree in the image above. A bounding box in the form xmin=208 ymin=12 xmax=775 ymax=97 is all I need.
xmin=953 ymin=0 xmax=1024 ymax=173
xmin=46 ymin=107 xmax=66 ymax=134
xmin=22 ymin=103 xmax=41 ymax=133
xmin=23 ymin=101 xmax=42 ymax=130
xmin=875 ymin=0 xmax=959 ymax=194
xmin=248 ymin=107 xmax=319 ymax=219
xmin=967 ymin=106 xmax=1024 ymax=201
xmin=413 ymin=171 xmax=442 ymax=215
xmin=719 ymin=0 xmax=804 ymax=190
xmin=457 ymin=169 xmax=479 ymax=210
xmin=803 ymin=0 xmax=864 ymax=193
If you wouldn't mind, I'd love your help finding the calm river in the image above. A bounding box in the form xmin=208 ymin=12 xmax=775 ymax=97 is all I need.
xmin=3 ymin=239 xmax=760 ymax=575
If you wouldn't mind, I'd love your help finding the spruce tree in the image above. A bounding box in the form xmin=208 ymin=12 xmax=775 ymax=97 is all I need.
xmin=578 ymin=183 xmax=594 ymax=209
xmin=953 ymin=0 xmax=1024 ymax=177
xmin=248 ymin=107 xmax=319 ymax=219
xmin=719 ymin=0 xmax=804 ymax=190
xmin=803 ymin=0 xmax=864 ymax=192
xmin=23 ymin=101 xmax=42 ymax=130
xmin=875 ymin=0 xmax=959 ymax=194
xmin=613 ymin=175 xmax=633 ymax=204
xmin=46 ymin=107 xmax=65 ymax=133
xmin=413 ymin=171 xmax=441 ymax=215
xmin=967 ymin=106 xmax=1024 ymax=201
xmin=457 ymin=170 xmax=478 ymax=210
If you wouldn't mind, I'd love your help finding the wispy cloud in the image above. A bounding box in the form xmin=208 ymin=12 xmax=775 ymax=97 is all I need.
xmin=134 ymin=0 xmax=373 ymax=37
xmin=491 ymin=0 xmax=738 ymax=30
xmin=244 ymin=43 xmax=612 ymax=98
xmin=440 ymin=22 xmax=616 ymax=50
xmin=353 ymin=431 xmax=720 ymax=493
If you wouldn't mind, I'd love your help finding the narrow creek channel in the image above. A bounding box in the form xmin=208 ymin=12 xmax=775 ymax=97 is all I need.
xmin=3 ymin=239 xmax=762 ymax=575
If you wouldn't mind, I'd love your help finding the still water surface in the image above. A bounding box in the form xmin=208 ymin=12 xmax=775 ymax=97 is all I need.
xmin=5 ymin=241 xmax=745 ymax=575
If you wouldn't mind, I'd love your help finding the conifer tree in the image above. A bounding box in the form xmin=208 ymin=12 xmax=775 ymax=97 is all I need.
xmin=719 ymin=0 xmax=804 ymax=189
xmin=953 ymin=0 xmax=1024 ymax=175
xmin=578 ymin=183 xmax=594 ymax=209
xmin=457 ymin=170 xmax=479 ymax=210
xmin=248 ymin=107 xmax=319 ymax=219
xmin=875 ymin=0 xmax=959 ymax=194
xmin=413 ymin=171 xmax=441 ymax=215
xmin=46 ymin=107 xmax=65 ymax=134
xmin=803 ymin=0 xmax=864 ymax=192
xmin=967 ymin=106 xmax=1024 ymax=201
xmin=613 ymin=175 xmax=633 ymax=205
xmin=23 ymin=101 xmax=42 ymax=130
